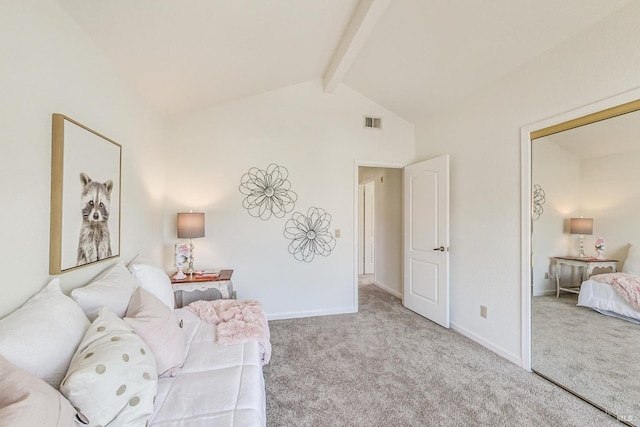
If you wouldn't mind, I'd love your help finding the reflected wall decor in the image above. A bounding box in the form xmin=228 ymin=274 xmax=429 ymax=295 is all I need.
xmin=532 ymin=184 xmax=546 ymax=220
xmin=50 ymin=114 xmax=122 ymax=274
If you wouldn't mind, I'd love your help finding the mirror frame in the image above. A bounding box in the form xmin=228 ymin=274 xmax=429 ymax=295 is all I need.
xmin=520 ymin=87 xmax=640 ymax=371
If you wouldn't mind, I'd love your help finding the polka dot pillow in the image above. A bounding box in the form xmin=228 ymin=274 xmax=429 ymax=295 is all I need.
xmin=60 ymin=307 xmax=158 ymax=426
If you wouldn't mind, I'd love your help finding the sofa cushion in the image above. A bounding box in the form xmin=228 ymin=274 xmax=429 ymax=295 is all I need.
xmin=71 ymin=262 xmax=139 ymax=321
xmin=0 ymin=355 xmax=80 ymax=427
xmin=128 ymin=255 xmax=175 ymax=309
xmin=60 ymin=307 xmax=157 ymax=427
xmin=0 ymin=279 xmax=90 ymax=389
xmin=150 ymin=309 xmax=266 ymax=427
xmin=125 ymin=287 xmax=186 ymax=377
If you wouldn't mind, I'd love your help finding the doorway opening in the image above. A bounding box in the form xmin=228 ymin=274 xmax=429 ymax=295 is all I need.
xmin=357 ymin=166 xmax=403 ymax=301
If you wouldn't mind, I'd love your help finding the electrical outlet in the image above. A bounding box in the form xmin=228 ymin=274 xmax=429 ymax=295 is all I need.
xmin=480 ymin=305 xmax=487 ymax=318
xmin=335 ymin=229 xmax=341 ymax=238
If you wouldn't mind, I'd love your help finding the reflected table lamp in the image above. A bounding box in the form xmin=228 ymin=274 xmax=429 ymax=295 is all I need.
xmin=570 ymin=217 xmax=593 ymax=258
xmin=177 ymin=212 xmax=205 ymax=275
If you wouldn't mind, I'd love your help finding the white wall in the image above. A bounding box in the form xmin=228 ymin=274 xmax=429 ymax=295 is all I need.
xmin=0 ymin=0 xmax=166 ymax=317
xmin=165 ymin=81 xmax=414 ymax=318
xmin=358 ymin=167 xmax=403 ymax=297
xmin=581 ymin=149 xmax=640 ymax=264
xmin=413 ymin=2 xmax=640 ymax=364
xmin=531 ymin=139 xmax=581 ymax=295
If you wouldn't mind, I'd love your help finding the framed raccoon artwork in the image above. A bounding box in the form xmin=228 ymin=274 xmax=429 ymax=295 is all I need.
xmin=49 ymin=114 xmax=122 ymax=274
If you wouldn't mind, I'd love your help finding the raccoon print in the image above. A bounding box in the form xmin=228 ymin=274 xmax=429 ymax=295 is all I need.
xmin=77 ymin=172 xmax=113 ymax=265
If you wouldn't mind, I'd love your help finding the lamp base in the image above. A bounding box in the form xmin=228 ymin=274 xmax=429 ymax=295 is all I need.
xmin=578 ymin=235 xmax=586 ymax=257
xmin=175 ymin=268 xmax=187 ymax=280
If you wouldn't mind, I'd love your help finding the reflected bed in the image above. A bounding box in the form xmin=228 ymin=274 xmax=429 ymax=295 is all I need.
xmin=578 ymin=276 xmax=640 ymax=325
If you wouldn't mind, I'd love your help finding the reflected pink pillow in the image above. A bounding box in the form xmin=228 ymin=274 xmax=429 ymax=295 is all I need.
xmin=124 ymin=288 xmax=186 ymax=377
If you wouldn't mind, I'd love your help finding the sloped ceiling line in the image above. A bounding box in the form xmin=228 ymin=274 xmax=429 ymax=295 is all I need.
xmin=323 ymin=0 xmax=391 ymax=93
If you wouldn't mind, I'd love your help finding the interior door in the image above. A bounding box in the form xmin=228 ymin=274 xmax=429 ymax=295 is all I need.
xmin=403 ymin=155 xmax=450 ymax=328
xmin=363 ymin=182 xmax=375 ymax=274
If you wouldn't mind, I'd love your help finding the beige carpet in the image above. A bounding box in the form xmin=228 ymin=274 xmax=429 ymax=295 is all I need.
xmin=358 ymin=274 xmax=374 ymax=285
xmin=264 ymin=285 xmax=620 ymax=426
xmin=532 ymin=293 xmax=640 ymax=425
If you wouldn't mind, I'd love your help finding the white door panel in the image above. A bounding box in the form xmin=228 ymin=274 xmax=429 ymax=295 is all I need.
xmin=410 ymin=259 xmax=438 ymax=302
xmin=364 ymin=182 xmax=375 ymax=274
xmin=403 ymin=155 xmax=450 ymax=328
xmin=410 ymin=171 xmax=438 ymax=251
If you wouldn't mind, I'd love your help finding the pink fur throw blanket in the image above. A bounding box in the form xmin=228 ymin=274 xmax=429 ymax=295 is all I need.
xmin=593 ymin=273 xmax=640 ymax=311
xmin=187 ymin=299 xmax=271 ymax=365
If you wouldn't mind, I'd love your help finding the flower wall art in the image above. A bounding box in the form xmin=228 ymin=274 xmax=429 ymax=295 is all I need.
xmin=239 ymin=163 xmax=336 ymax=262
xmin=532 ymin=184 xmax=546 ymax=220
xmin=284 ymin=207 xmax=336 ymax=262
xmin=239 ymin=163 xmax=297 ymax=220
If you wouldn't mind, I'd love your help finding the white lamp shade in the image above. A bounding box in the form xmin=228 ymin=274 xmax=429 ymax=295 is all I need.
xmin=570 ymin=217 xmax=593 ymax=235
xmin=177 ymin=213 xmax=205 ymax=238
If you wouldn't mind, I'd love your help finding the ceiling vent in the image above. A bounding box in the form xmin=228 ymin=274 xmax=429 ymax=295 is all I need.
xmin=363 ymin=116 xmax=382 ymax=130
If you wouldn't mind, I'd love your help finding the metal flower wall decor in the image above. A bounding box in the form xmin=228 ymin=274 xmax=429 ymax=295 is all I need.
xmin=284 ymin=207 xmax=336 ymax=262
xmin=533 ymin=184 xmax=546 ymax=220
xmin=239 ymin=163 xmax=297 ymax=220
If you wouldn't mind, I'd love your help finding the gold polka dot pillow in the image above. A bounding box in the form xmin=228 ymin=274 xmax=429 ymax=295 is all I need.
xmin=60 ymin=307 xmax=158 ymax=426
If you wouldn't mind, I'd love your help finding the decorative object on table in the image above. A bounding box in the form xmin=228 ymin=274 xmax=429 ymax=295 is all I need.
xmin=570 ymin=217 xmax=593 ymax=258
xmin=49 ymin=114 xmax=121 ymax=274
xmin=239 ymin=163 xmax=297 ymax=220
xmin=177 ymin=212 xmax=205 ymax=275
xmin=284 ymin=207 xmax=336 ymax=262
xmin=532 ymin=184 xmax=546 ymax=220
xmin=194 ymin=269 xmax=220 ymax=279
xmin=595 ymin=238 xmax=605 ymax=259
xmin=174 ymin=243 xmax=190 ymax=279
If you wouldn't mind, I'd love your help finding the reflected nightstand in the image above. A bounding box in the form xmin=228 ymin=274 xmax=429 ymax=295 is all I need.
xmin=554 ymin=257 xmax=617 ymax=297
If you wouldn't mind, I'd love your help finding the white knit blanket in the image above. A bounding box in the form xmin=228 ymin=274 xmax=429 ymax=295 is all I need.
xmin=592 ymin=273 xmax=640 ymax=311
xmin=187 ymin=299 xmax=271 ymax=365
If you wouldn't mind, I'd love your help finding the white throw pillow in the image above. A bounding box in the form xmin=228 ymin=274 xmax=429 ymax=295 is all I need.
xmin=0 ymin=355 xmax=80 ymax=427
xmin=71 ymin=262 xmax=139 ymax=321
xmin=125 ymin=287 xmax=186 ymax=377
xmin=60 ymin=308 xmax=157 ymax=427
xmin=0 ymin=279 xmax=90 ymax=389
xmin=622 ymin=244 xmax=640 ymax=277
xmin=128 ymin=255 xmax=175 ymax=309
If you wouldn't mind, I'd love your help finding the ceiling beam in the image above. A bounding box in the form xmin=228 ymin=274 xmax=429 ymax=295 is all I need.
xmin=323 ymin=0 xmax=390 ymax=93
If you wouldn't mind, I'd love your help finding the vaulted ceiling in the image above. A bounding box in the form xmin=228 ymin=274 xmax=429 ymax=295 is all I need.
xmin=57 ymin=0 xmax=633 ymax=122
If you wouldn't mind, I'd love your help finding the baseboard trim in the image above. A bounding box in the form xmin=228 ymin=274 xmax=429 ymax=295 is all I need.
xmin=373 ymin=281 xmax=402 ymax=299
xmin=450 ymin=321 xmax=522 ymax=366
xmin=267 ymin=306 xmax=358 ymax=321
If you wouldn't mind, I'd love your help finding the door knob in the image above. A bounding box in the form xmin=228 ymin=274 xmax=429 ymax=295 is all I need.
xmin=433 ymin=246 xmax=445 ymax=252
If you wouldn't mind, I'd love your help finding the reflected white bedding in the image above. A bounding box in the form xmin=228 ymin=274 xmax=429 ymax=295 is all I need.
xmin=578 ymin=278 xmax=640 ymax=324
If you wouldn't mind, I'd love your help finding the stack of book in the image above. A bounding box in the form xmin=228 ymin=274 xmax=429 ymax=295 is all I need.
xmin=193 ymin=270 xmax=220 ymax=279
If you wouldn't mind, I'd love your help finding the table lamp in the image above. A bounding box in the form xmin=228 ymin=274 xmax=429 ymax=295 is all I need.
xmin=570 ymin=217 xmax=593 ymax=258
xmin=177 ymin=212 xmax=205 ymax=275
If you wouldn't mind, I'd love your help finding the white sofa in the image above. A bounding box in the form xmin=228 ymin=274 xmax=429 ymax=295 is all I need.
xmin=152 ymin=308 xmax=266 ymax=426
xmin=0 ymin=258 xmax=267 ymax=427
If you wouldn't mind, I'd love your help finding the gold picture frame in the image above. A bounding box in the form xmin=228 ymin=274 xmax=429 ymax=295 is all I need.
xmin=50 ymin=114 xmax=122 ymax=274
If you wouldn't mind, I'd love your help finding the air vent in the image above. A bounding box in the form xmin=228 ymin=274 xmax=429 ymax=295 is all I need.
xmin=363 ymin=116 xmax=382 ymax=129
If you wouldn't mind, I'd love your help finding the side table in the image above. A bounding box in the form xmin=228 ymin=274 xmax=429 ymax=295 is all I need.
xmin=170 ymin=269 xmax=235 ymax=308
xmin=554 ymin=257 xmax=617 ymax=297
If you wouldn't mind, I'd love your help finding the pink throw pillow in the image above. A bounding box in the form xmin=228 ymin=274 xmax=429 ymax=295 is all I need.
xmin=124 ymin=288 xmax=186 ymax=377
xmin=0 ymin=355 xmax=80 ymax=427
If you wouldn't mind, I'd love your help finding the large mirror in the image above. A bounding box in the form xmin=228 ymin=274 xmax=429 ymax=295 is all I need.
xmin=530 ymin=101 xmax=640 ymax=425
